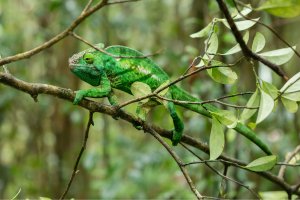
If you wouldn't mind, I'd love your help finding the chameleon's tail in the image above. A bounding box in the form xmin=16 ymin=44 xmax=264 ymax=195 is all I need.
xmin=171 ymin=86 xmax=272 ymax=155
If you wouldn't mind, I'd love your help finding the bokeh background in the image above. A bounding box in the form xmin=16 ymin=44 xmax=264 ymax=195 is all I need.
xmin=0 ymin=0 xmax=300 ymax=198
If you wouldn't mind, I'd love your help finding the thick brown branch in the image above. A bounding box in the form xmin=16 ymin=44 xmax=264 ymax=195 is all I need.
xmin=216 ymin=0 xmax=288 ymax=81
xmin=0 ymin=72 xmax=299 ymax=196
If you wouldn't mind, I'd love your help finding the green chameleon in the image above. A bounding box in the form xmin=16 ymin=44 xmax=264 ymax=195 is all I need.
xmin=69 ymin=45 xmax=272 ymax=155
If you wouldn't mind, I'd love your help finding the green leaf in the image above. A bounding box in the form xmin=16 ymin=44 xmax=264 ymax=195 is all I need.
xmin=252 ymin=32 xmax=266 ymax=53
xmin=131 ymin=82 xmax=152 ymax=103
xmin=257 ymin=0 xmax=300 ymax=18
xmin=209 ymin=117 xmax=225 ymax=160
xmin=39 ymin=197 xmax=52 ymax=200
xmin=222 ymin=31 xmax=249 ymax=55
xmin=256 ymin=89 xmax=275 ymax=124
xmin=136 ymin=103 xmax=152 ymax=120
xmin=95 ymin=43 xmax=105 ymax=49
xmin=155 ymin=80 xmax=170 ymax=96
xmin=281 ymin=97 xmax=298 ymax=113
xmin=241 ymin=90 xmax=260 ymax=121
xmin=282 ymin=92 xmax=300 ymax=101
xmin=245 ymin=155 xmax=277 ymax=172
xmin=206 ymin=32 xmax=219 ymax=55
xmin=222 ymin=18 xmax=260 ymax=31
xmin=207 ymin=67 xmax=238 ymax=84
xmin=202 ymin=59 xmax=229 ymax=67
xmin=258 ymin=46 xmax=296 ymax=65
xmin=261 ymin=80 xmax=278 ymax=99
xmin=280 ymin=72 xmax=300 ymax=101
xmin=232 ymin=6 xmax=252 ymax=19
xmin=211 ymin=110 xmax=238 ymax=128
xmin=190 ymin=22 xmax=213 ymax=38
xmin=259 ymin=191 xmax=290 ymax=200
xmin=197 ymin=32 xmax=219 ymax=67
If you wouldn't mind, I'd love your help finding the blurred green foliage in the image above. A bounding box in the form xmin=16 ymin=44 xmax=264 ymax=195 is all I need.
xmin=0 ymin=0 xmax=300 ymax=199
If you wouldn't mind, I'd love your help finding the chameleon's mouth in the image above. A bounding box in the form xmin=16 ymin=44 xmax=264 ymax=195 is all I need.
xmin=68 ymin=58 xmax=77 ymax=70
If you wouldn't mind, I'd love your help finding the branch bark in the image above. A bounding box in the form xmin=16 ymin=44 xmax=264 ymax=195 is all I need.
xmin=1 ymin=72 xmax=299 ymax=196
xmin=216 ymin=0 xmax=289 ymax=81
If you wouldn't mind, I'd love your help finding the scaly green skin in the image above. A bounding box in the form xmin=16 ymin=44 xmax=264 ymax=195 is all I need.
xmin=69 ymin=45 xmax=272 ymax=155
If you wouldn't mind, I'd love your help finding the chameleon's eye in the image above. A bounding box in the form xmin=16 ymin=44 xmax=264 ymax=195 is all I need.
xmin=83 ymin=53 xmax=94 ymax=64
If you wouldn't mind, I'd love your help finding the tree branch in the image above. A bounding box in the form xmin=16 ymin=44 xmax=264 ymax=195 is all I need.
xmin=216 ymin=0 xmax=289 ymax=81
xmin=0 ymin=0 xmax=140 ymax=66
xmin=0 ymin=72 xmax=299 ymax=196
xmin=60 ymin=112 xmax=94 ymax=199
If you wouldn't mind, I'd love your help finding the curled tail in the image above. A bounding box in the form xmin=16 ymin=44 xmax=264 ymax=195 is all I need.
xmin=171 ymin=86 xmax=272 ymax=155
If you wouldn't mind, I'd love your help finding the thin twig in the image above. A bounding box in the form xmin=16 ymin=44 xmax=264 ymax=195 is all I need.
xmin=0 ymin=55 xmax=9 ymax=74
xmin=147 ymin=128 xmax=203 ymax=199
xmin=107 ymin=0 xmax=141 ymax=5
xmin=216 ymin=0 xmax=288 ymax=81
xmin=278 ymin=145 xmax=300 ymax=179
xmin=60 ymin=112 xmax=94 ymax=199
xmin=82 ymin=0 xmax=94 ymax=14
xmin=181 ymin=143 xmax=260 ymax=199
xmin=155 ymin=94 xmax=258 ymax=109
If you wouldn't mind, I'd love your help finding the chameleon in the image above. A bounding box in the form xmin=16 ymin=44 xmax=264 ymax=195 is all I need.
xmin=69 ymin=45 xmax=272 ymax=155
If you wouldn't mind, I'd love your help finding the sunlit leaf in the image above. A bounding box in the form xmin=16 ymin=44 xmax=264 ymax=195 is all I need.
xmin=252 ymin=32 xmax=266 ymax=53
xmin=155 ymin=80 xmax=170 ymax=96
xmin=222 ymin=31 xmax=249 ymax=55
xmin=209 ymin=117 xmax=225 ymax=160
xmin=256 ymin=90 xmax=274 ymax=124
xmin=222 ymin=18 xmax=260 ymax=31
xmin=207 ymin=67 xmax=238 ymax=84
xmin=257 ymin=0 xmax=300 ymax=18
xmin=136 ymin=103 xmax=152 ymax=121
xmin=202 ymin=59 xmax=229 ymax=67
xmin=241 ymin=90 xmax=260 ymax=121
xmin=280 ymin=72 xmax=300 ymax=101
xmin=261 ymin=80 xmax=278 ymax=99
xmin=207 ymin=32 xmax=219 ymax=55
xmin=258 ymin=46 xmax=296 ymax=65
xmin=197 ymin=32 xmax=219 ymax=67
xmin=131 ymin=82 xmax=152 ymax=103
xmin=281 ymin=97 xmax=298 ymax=113
xmin=232 ymin=6 xmax=252 ymax=19
xmin=259 ymin=191 xmax=290 ymax=200
xmin=190 ymin=22 xmax=213 ymax=38
xmin=39 ymin=197 xmax=52 ymax=200
xmin=211 ymin=110 xmax=238 ymax=128
xmin=245 ymin=155 xmax=277 ymax=171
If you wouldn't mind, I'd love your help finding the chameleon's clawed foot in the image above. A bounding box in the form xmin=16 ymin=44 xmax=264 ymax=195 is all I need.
xmin=73 ymin=91 xmax=84 ymax=105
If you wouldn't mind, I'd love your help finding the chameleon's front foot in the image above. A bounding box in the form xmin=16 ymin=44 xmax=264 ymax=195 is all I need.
xmin=73 ymin=91 xmax=85 ymax=105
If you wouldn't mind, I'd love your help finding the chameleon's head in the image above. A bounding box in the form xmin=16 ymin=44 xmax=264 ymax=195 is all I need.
xmin=69 ymin=50 xmax=102 ymax=86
